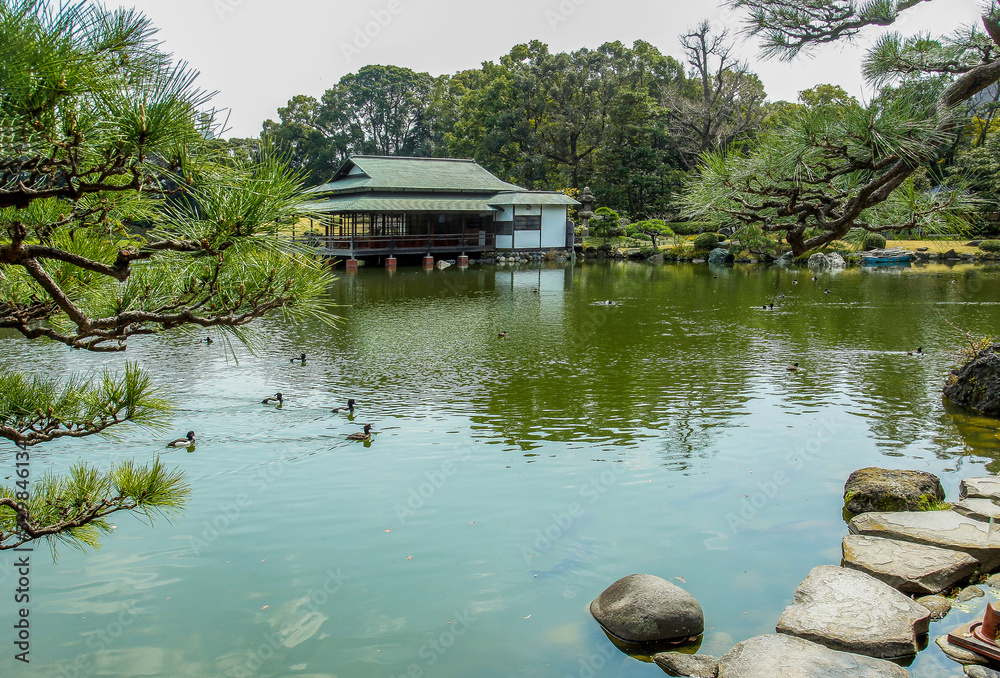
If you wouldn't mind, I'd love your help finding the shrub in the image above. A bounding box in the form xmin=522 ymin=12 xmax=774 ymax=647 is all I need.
xmin=693 ymin=232 xmax=720 ymax=251
xmin=979 ymin=240 xmax=1000 ymax=252
xmin=668 ymin=221 xmax=715 ymax=235
xmin=864 ymin=233 xmax=887 ymax=250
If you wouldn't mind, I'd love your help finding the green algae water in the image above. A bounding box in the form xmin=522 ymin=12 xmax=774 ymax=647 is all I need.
xmin=2 ymin=261 xmax=1000 ymax=678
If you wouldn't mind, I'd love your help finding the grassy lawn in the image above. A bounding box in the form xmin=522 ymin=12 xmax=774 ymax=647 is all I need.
xmin=886 ymin=239 xmax=980 ymax=255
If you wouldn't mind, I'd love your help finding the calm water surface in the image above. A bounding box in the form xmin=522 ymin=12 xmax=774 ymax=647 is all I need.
xmin=2 ymin=261 xmax=1000 ymax=678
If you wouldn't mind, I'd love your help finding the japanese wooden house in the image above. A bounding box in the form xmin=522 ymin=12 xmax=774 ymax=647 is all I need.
xmin=304 ymin=156 xmax=578 ymax=258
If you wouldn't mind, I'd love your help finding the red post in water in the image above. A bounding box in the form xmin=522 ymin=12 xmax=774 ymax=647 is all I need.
xmin=422 ymin=254 xmax=434 ymax=269
xmin=458 ymin=254 xmax=469 ymax=267
xmin=345 ymin=259 xmax=359 ymax=272
xmin=386 ymin=257 xmax=397 ymax=270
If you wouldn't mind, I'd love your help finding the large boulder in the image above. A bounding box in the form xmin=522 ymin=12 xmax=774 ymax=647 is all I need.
xmin=827 ymin=252 xmax=847 ymax=269
xmin=841 ymin=534 xmax=979 ymax=595
xmin=808 ymin=253 xmax=831 ymax=269
xmin=708 ymin=248 xmax=735 ymax=266
xmin=944 ymin=345 xmax=1000 ymax=417
xmin=843 ymin=467 xmax=944 ymax=514
xmin=590 ymin=574 xmax=704 ymax=643
xmin=775 ymin=565 xmax=930 ymax=658
xmin=850 ymin=510 xmax=1000 ymax=570
xmin=716 ymin=634 xmax=910 ymax=678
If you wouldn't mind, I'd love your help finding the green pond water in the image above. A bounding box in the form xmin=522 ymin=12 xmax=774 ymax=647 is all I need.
xmin=2 ymin=261 xmax=1000 ymax=678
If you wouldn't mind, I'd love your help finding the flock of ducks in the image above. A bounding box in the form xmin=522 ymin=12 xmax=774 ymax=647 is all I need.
xmin=755 ymin=281 xmax=925 ymax=373
xmin=168 ymin=352 xmax=372 ymax=449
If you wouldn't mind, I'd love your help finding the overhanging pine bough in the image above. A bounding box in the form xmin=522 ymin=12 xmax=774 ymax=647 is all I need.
xmin=0 ymin=0 xmax=333 ymax=552
xmin=683 ymin=1 xmax=1000 ymax=256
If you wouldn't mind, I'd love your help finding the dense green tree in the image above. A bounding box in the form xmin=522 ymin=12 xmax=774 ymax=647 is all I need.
xmin=682 ymin=1 xmax=1000 ymax=256
xmin=264 ymin=65 xmax=435 ymax=183
xmin=0 ymin=0 xmax=332 ymax=551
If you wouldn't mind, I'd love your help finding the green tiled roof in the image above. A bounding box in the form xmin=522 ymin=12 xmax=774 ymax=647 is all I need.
xmin=487 ymin=191 xmax=578 ymax=206
xmin=312 ymin=156 xmax=524 ymax=194
xmin=305 ymin=193 xmax=500 ymax=213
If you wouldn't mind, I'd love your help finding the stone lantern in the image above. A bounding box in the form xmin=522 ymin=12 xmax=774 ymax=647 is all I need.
xmin=578 ymin=186 xmax=595 ymax=238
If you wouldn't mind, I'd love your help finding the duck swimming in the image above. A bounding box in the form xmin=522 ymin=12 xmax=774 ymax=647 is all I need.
xmin=291 ymin=353 xmax=306 ymax=364
xmin=347 ymin=424 xmax=373 ymax=441
xmin=333 ymin=398 xmax=356 ymax=414
xmin=498 ymin=331 xmax=509 ymax=339
xmin=908 ymin=347 xmax=923 ymax=355
xmin=204 ymin=336 xmax=213 ymax=345
xmin=167 ymin=431 xmax=195 ymax=448
xmin=786 ymin=362 xmax=800 ymax=371
xmin=262 ymin=393 xmax=283 ymax=405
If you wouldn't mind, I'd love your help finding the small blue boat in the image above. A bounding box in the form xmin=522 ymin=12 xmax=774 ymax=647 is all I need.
xmin=862 ymin=248 xmax=913 ymax=265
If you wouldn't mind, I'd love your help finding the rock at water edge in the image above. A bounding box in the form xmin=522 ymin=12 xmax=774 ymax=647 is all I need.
xmin=652 ymin=652 xmax=719 ymax=677
xmin=843 ymin=467 xmax=944 ymax=514
xmin=944 ymin=345 xmax=1000 ymax=417
xmin=590 ymin=574 xmax=704 ymax=643
xmin=716 ymin=634 xmax=909 ymax=678
xmin=960 ymin=477 xmax=1000 ymax=501
xmin=775 ymin=565 xmax=930 ymax=658
xmin=849 ymin=510 xmax=1000 ymax=571
xmin=841 ymin=534 xmax=978 ymax=595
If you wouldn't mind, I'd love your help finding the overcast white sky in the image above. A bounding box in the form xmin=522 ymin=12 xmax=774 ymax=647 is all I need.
xmin=110 ymin=0 xmax=984 ymax=139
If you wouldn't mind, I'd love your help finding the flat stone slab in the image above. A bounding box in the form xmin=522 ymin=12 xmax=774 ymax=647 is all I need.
xmin=936 ymin=634 xmax=989 ymax=665
xmin=849 ymin=510 xmax=1000 ymax=570
xmin=842 ymin=534 xmax=979 ymax=595
xmin=960 ymin=477 xmax=1000 ymax=501
xmin=775 ymin=565 xmax=930 ymax=658
xmin=652 ymin=652 xmax=719 ymax=677
xmin=716 ymin=634 xmax=910 ymax=678
xmin=953 ymin=498 xmax=1000 ymax=522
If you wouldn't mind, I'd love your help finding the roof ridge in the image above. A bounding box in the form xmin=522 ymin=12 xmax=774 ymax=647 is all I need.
xmin=351 ymin=155 xmax=478 ymax=164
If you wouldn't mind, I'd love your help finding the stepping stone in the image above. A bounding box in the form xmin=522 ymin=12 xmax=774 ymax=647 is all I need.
xmin=849 ymin=511 xmax=1000 ymax=570
xmin=842 ymin=535 xmax=979 ymax=595
xmin=590 ymin=574 xmax=704 ymax=643
xmin=716 ymin=633 xmax=909 ymax=678
xmin=953 ymin=498 xmax=1000 ymax=522
xmin=961 ymin=477 xmax=1000 ymax=501
xmin=775 ymin=565 xmax=930 ymax=658
xmin=652 ymin=652 xmax=718 ymax=677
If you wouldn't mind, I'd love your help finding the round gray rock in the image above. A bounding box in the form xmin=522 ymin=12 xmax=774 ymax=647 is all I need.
xmin=915 ymin=594 xmax=951 ymax=620
xmin=843 ymin=467 xmax=945 ymax=514
xmin=590 ymin=574 xmax=704 ymax=643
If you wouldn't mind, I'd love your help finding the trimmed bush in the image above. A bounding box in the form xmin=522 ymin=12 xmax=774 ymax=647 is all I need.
xmin=668 ymin=221 xmax=715 ymax=235
xmin=979 ymin=240 xmax=1000 ymax=252
xmin=693 ymin=232 xmax=720 ymax=251
xmin=865 ymin=233 xmax=887 ymax=250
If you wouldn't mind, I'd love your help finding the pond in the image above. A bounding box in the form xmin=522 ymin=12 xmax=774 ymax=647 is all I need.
xmin=2 ymin=261 xmax=1000 ymax=678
